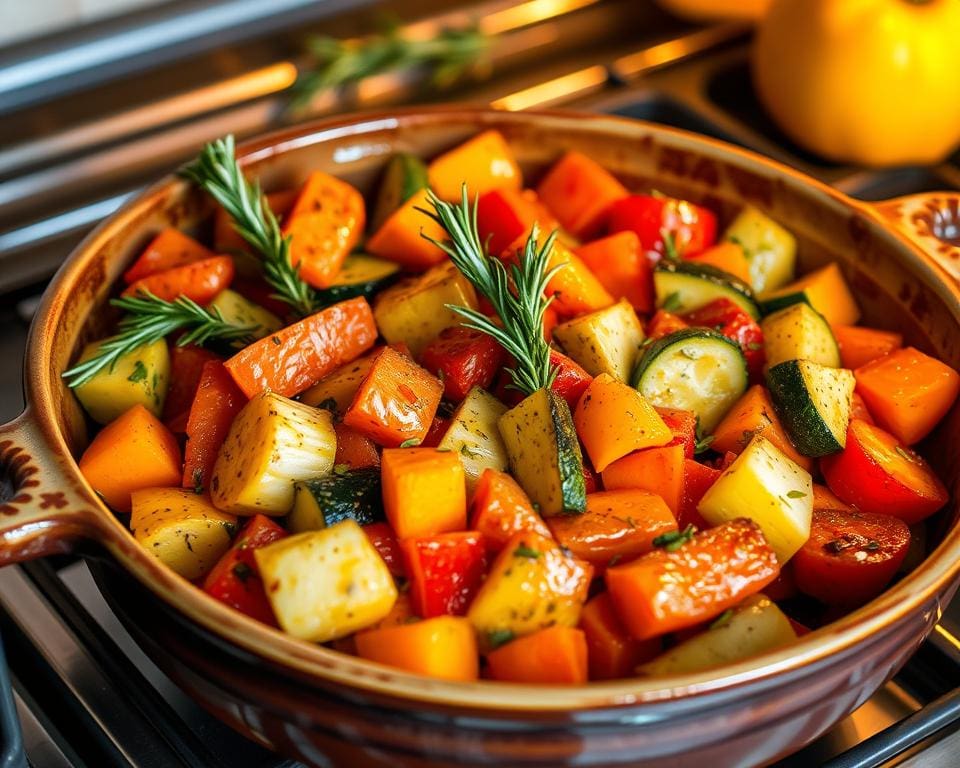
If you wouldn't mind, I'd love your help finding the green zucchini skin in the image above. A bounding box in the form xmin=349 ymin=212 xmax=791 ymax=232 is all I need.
xmin=653 ymin=260 xmax=761 ymax=320
xmin=549 ymin=389 xmax=588 ymax=517
xmin=632 ymin=328 xmax=748 ymax=433
xmin=314 ymin=254 xmax=401 ymax=306
xmin=765 ymin=359 xmax=854 ymax=458
xmin=370 ymin=152 xmax=429 ymax=232
xmin=294 ymin=468 xmax=384 ymax=528
xmin=758 ymin=291 xmax=811 ymax=317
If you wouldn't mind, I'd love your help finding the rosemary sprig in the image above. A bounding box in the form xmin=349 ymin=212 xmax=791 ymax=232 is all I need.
xmin=419 ymin=186 xmax=562 ymax=397
xmin=291 ymin=24 xmax=490 ymax=110
xmin=62 ymin=292 xmax=255 ymax=388
xmin=180 ymin=136 xmax=318 ymax=318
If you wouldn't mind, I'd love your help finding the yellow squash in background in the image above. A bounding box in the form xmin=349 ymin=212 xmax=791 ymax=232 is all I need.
xmin=753 ymin=0 xmax=960 ymax=166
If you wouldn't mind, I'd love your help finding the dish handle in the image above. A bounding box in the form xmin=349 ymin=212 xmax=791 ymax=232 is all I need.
xmin=0 ymin=411 xmax=101 ymax=565
xmin=871 ymin=193 xmax=960 ymax=283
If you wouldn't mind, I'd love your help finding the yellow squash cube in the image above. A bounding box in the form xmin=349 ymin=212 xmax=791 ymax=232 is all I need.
xmin=74 ymin=338 xmax=170 ymax=424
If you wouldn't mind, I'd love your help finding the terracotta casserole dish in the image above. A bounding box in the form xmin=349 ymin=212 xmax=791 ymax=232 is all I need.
xmin=2 ymin=107 xmax=960 ymax=767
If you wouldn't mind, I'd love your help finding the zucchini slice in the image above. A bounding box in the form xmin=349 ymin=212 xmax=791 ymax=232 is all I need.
xmin=315 ymin=254 xmax=401 ymax=306
xmin=632 ymin=328 xmax=748 ymax=433
xmin=497 ymin=388 xmax=587 ymax=517
xmin=653 ymin=260 xmax=760 ymax=320
xmin=288 ymin=468 xmax=384 ymax=533
xmin=761 ymin=302 xmax=840 ymax=369
xmin=437 ymin=388 xmax=509 ymax=491
xmin=766 ymin=359 xmax=855 ymax=457
xmin=371 ymin=152 xmax=429 ymax=233
xmin=724 ymin=205 xmax=797 ymax=293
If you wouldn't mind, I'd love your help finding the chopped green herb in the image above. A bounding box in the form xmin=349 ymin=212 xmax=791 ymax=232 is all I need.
xmin=894 ymin=446 xmax=914 ymax=462
xmin=192 ymin=468 xmax=204 ymax=495
xmin=487 ymin=629 xmax=515 ymax=649
xmin=460 ymin=443 xmax=482 ymax=459
xmin=710 ymin=609 xmax=734 ymax=630
xmin=232 ymin=562 xmax=254 ymax=583
xmin=661 ymin=230 xmax=680 ymax=262
xmin=786 ymin=490 xmax=807 ymax=499
xmin=746 ymin=342 xmax=764 ymax=351
xmin=694 ymin=434 xmax=715 ymax=455
xmin=399 ymin=438 xmax=421 ymax=448
xmin=513 ymin=544 xmax=541 ymax=559
xmin=127 ymin=360 xmax=148 ymax=383
xmin=333 ymin=463 xmax=350 ymax=476
xmin=653 ymin=524 xmax=696 ymax=552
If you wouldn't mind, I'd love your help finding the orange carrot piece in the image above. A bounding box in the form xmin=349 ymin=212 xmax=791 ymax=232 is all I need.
xmin=333 ymin=423 xmax=381 ymax=469
xmin=575 ymin=231 xmax=654 ymax=313
xmin=601 ymin=444 xmax=686 ymax=515
xmin=855 ymin=347 xmax=960 ymax=445
xmin=182 ymin=360 xmax=247 ymax=493
xmin=280 ymin=171 xmax=365 ymax=288
xmin=487 ymin=626 xmax=588 ymax=685
xmin=355 ymin=616 xmax=479 ymax=681
xmin=574 ymin=373 xmax=672 ymax=472
xmin=470 ymin=468 xmax=553 ymax=553
xmin=580 ymin=592 xmax=660 ymax=680
xmin=366 ymin=189 xmax=448 ymax=272
xmin=646 ymin=309 xmax=688 ymax=340
xmin=214 ymin=189 xmax=297 ymax=254
xmin=684 ymin=241 xmax=752 ymax=284
xmin=605 ymin=519 xmax=779 ymax=640
xmin=427 ymin=130 xmax=522 ymax=202
xmin=342 ymin=347 xmax=443 ymax=447
xmin=161 ymin=345 xmax=220 ymax=427
xmin=381 ymin=448 xmax=467 ymax=539
xmin=225 ymin=296 xmax=377 ymax=398
xmin=834 ymin=325 xmax=903 ymax=370
xmin=812 ymin=483 xmax=854 ymax=513
xmin=536 ymin=150 xmax=629 ymax=238
xmin=710 ymin=384 xmax=812 ymax=470
xmin=123 ymin=256 xmax=234 ymax=304
xmin=547 ymin=490 xmax=677 ymax=568
xmin=78 ymin=404 xmax=182 ymax=513
xmin=123 ymin=228 xmax=216 ymax=284
xmin=369 ymin=592 xmax=419 ymax=630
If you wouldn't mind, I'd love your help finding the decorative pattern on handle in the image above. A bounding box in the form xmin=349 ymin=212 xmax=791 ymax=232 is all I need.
xmin=874 ymin=193 xmax=960 ymax=283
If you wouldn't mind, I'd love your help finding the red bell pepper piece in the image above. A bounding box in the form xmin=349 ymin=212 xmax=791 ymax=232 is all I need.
xmin=678 ymin=459 xmax=719 ymax=530
xmin=333 ymin=423 xmax=381 ymax=469
xmin=181 ymin=360 xmax=247 ymax=493
xmin=123 ymin=256 xmax=235 ymax=304
xmin=683 ymin=298 xmax=764 ymax=379
xmin=470 ymin=468 xmax=553 ymax=554
xmin=363 ymin=522 xmax=406 ymax=578
xmin=493 ymin=350 xmax=592 ymax=410
xmin=793 ymin=508 xmax=910 ymax=607
xmin=575 ymin=231 xmax=654 ymax=313
xmin=420 ymin=415 xmax=451 ymax=448
xmin=401 ymin=531 xmax=488 ymax=618
xmin=655 ymin=407 xmax=698 ymax=459
xmin=645 ymin=309 xmax=689 ymax=340
xmin=476 ymin=188 xmax=552 ymax=257
xmin=419 ymin=326 xmax=506 ymax=402
xmin=162 ymin=345 xmax=220 ymax=429
xmin=607 ymin=194 xmax=717 ymax=258
xmin=821 ymin=419 xmax=948 ymax=524
xmin=203 ymin=514 xmax=287 ymax=625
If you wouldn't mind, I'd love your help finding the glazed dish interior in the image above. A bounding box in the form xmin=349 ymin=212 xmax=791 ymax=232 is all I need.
xmin=34 ymin=110 xmax=960 ymax=705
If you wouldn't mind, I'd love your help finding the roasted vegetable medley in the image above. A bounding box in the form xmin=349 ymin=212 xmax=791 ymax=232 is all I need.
xmin=66 ymin=131 xmax=959 ymax=685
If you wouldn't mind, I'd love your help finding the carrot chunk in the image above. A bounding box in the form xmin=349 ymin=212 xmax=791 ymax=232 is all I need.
xmin=427 ymin=130 xmax=522 ymax=202
xmin=487 ymin=626 xmax=588 ymax=685
xmin=182 ymin=360 xmax=247 ymax=493
xmin=833 ymin=325 xmax=902 ymax=370
xmin=536 ymin=150 xmax=628 ymax=238
xmin=470 ymin=468 xmax=553 ymax=553
xmin=355 ymin=616 xmax=479 ymax=681
xmin=547 ymin=490 xmax=677 ymax=568
xmin=281 ymin=171 xmax=365 ymax=288
xmin=342 ymin=347 xmax=443 ymax=447
xmin=684 ymin=241 xmax=751 ymax=284
xmin=366 ymin=188 xmax=448 ymax=272
xmin=605 ymin=519 xmax=779 ymax=640
xmin=580 ymin=592 xmax=661 ymax=680
xmin=123 ymin=256 xmax=234 ymax=304
xmin=78 ymin=404 xmax=182 ymax=512
xmin=123 ymin=228 xmax=216 ymax=284
xmin=333 ymin=423 xmax=381 ymax=469
xmin=381 ymin=448 xmax=467 ymax=539
xmin=575 ymin=231 xmax=654 ymax=312
xmin=601 ymin=444 xmax=686 ymax=515
xmin=574 ymin=373 xmax=672 ymax=472
xmin=854 ymin=347 xmax=960 ymax=445
xmin=161 ymin=345 xmax=220 ymax=428
xmin=225 ymin=296 xmax=378 ymax=398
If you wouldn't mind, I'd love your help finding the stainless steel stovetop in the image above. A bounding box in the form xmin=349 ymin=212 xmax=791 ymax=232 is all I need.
xmin=2 ymin=1 xmax=960 ymax=765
